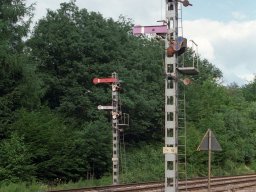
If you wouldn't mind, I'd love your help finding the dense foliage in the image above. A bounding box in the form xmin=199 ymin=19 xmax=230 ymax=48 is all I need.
xmin=0 ymin=0 xmax=255 ymax=187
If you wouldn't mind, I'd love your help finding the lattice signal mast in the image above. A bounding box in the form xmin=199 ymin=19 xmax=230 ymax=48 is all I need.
xmin=133 ymin=0 xmax=197 ymax=191
xmin=93 ymin=72 xmax=129 ymax=185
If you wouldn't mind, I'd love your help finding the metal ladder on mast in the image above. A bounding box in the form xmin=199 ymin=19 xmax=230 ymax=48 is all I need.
xmin=177 ymin=4 xmax=188 ymax=191
xmin=178 ymin=91 xmax=187 ymax=190
xmin=178 ymin=3 xmax=184 ymax=37
xmin=117 ymin=90 xmax=129 ymax=183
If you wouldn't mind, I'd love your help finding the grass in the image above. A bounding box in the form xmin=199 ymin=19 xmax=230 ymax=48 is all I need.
xmin=47 ymin=176 xmax=112 ymax=191
xmin=0 ymin=182 xmax=47 ymax=192
xmin=0 ymin=177 xmax=113 ymax=192
xmin=2 ymin=143 xmax=255 ymax=191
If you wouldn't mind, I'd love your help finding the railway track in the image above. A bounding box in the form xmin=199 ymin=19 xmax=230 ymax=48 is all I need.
xmin=48 ymin=174 xmax=256 ymax=192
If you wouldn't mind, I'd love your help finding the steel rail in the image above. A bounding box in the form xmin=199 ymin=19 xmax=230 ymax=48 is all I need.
xmin=48 ymin=174 xmax=256 ymax=192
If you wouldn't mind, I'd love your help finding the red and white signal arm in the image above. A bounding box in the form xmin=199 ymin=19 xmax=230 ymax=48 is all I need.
xmin=93 ymin=77 xmax=118 ymax=84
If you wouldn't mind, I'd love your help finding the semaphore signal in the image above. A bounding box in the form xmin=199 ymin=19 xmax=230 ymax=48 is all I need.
xmin=93 ymin=72 xmax=129 ymax=185
xmin=132 ymin=0 xmax=197 ymax=191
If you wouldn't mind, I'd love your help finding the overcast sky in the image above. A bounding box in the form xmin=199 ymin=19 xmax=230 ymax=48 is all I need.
xmin=25 ymin=0 xmax=256 ymax=86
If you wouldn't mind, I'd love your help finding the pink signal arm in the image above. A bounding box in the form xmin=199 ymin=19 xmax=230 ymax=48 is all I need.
xmin=133 ymin=25 xmax=167 ymax=35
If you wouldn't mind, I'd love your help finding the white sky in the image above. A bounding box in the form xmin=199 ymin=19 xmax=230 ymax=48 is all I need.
xmin=26 ymin=0 xmax=256 ymax=86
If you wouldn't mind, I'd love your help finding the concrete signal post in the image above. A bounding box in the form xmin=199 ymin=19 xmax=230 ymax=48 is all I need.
xmin=132 ymin=0 xmax=196 ymax=191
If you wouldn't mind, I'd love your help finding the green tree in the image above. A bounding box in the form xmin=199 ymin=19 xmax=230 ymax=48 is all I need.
xmin=0 ymin=133 xmax=35 ymax=183
xmin=0 ymin=0 xmax=40 ymax=138
xmin=242 ymin=76 xmax=256 ymax=102
xmin=29 ymin=1 xmax=164 ymax=141
xmin=10 ymin=108 xmax=112 ymax=181
xmin=10 ymin=108 xmax=82 ymax=181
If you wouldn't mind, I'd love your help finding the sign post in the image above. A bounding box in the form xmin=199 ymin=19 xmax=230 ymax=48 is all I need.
xmin=197 ymin=129 xmax=222 ymax=192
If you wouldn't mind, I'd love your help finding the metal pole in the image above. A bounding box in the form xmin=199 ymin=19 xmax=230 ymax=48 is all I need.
xmin=208 ymin=130 xmax=211 ymax=192
xmin=94 ymin=73 xmax=125 ymax=185
xmin=112 ymin=72 xmax=119 ymax=185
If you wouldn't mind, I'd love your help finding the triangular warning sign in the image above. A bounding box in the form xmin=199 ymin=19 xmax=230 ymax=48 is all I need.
xmin=197 ymin=129 xmax=222 ymax=151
